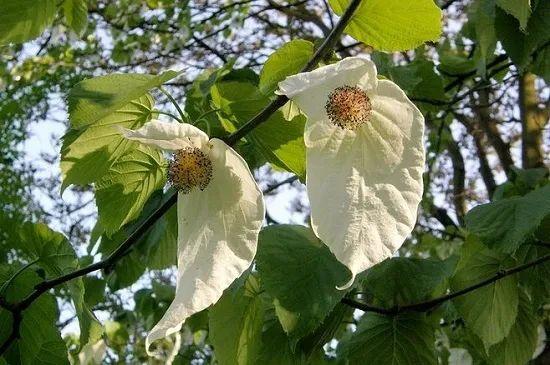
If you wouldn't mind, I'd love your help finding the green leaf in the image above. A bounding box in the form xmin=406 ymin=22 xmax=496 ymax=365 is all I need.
xmin=492 ymin=167 xmax=549 ymax=200
xmin=338 ymin=312 xmax=437 ymax=365
xmin=68 ymin=71 xmax=178 ymax=129
xmin=61 ymin=94 xmax=154 ymax=191
xmin=496 ymin=0 xmax=531 ymax=30
xmin=256 ymin=225 xmax=350 ymax=342
xmin=487 ymin=292 xmax=539 ymax=365
xmin=0 ymin=0 xmax=56 ymax=45
xmin=95 ymin=145 xmax=166 ymax=235
xmin=209 ymin=275 xmax=265 ymax=365
xmin=212 ymin=81 xmax=306 ymax=178
xmin=259 ymin=40 xmax=314 ymax=95
xmin=465 ymin=185 xmax=550 ymax=253
xmin=328 ymin=0 xmax=442 ymax=51
xmin=145 ymin=204 xmax=177 ymax=270
xmin=516 ymin=244 xmax=550 ymax=308
xmin=10 ymin=222 xmax=103 ymax=349
xmin=97 ymin=191 xmax=172 ymax=290
xmin=83 ymin=277 xmax=106 ymax=308
xmin=361 ymin=257 xmax=456 ymax=307
xmin=450 ymin=239 xmax=519 ymax=349
xmin=468 ymin=0 xmax=497 ymax=73
xmin=256 ymin=312 xmax=307 ymax=365
xmin=495 ymin=0 xmax=550 ymax=69
xmin=0 ymin=269 xmax=69 ymax=365
xmin=532 ymin=44 xmax=550 ymax=83
xmin=64 ymin=0 xmax=88 ymax=36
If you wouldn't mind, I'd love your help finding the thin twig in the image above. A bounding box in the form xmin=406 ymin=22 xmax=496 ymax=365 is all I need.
xmin=342 ymin=253 xmax=550 ymax=314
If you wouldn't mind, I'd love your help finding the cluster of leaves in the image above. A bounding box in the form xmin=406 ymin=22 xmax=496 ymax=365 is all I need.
xmin=1 ymin=0 xmax=549 ymax=364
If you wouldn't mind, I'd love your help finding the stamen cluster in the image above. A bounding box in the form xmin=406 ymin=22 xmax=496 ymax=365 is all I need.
xmin=168 ymin=147 xmax=213 ymax=194
xmin=325 ymin=85 xmax=372 ymax=130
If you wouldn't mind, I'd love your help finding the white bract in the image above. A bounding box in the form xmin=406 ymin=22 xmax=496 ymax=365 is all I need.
xmin=120 ymin=120 xmax=265 ymax=354
xmin=277 ymin=57 xmax=425 ymax=288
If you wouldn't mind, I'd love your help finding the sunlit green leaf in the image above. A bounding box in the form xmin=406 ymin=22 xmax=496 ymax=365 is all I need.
xmin=259 ymin=40 xmax=314 ymax=95
xmin=68 ymin=71 xmax=178 ymax=128
xmin=329 ymin=0 xmax=442 ymax=51
xmin=95 ymin=145 xmax=166 ymax=235
xmin=61 ymin=94 xmax=154 ymax=191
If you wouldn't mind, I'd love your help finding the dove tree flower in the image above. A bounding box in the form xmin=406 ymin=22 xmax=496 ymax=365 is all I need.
xmin=120 ymin=120 xmax=265 ymax=353
xmin=277 ymin=57 xmax=425 ymax=288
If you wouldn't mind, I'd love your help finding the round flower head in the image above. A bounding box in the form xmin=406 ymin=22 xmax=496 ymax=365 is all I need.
xmin=277 ymin=57 xmax=425 ymax=289
xmin=120 ymin=120 xmax=265 ymax=353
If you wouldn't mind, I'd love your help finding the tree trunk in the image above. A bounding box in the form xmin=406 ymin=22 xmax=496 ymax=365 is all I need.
xmin=519 ymin=73 xmax=547 ymax=169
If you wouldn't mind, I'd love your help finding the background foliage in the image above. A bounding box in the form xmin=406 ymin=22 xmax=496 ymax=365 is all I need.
xmin=0 ymin=0 xmax=549 ymax=364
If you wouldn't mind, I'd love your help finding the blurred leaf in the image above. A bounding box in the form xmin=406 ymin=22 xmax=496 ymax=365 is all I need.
xmin=68 ymin=71 xmax=178 ymax=128
xmin=338 ymin=312 xmax=437 ymax=365
xmin=465 ymin=185 xmax=550 ymax=253
xmin=95 ymin=145 xmax=166 ymax=235
xmin=61 ymin=94 xmax=154 ymax=191
xmin=496 ymin=0 xmax=531 ymax=30
xmin=0 ymin=0 xmax=56 ymax=45
xmin=450 ymin=238 xmax=519 ymax=349
xmin=256 ymin=225 xmax=350 ymax=342
xmin=492 ymin=167 xmax=549 ymax=200
xmin=209 ymin=275 xmax=265 ymax=365
xmin=329 ymin=0 xmax=442 ymax=51
xmin=64 ymin=0 xmax=88 ymax=36
xmin=259 ymin=39 xmax=314 ymax=95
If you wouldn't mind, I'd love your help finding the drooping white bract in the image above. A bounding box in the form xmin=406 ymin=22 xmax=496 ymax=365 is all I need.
xmin=277 ymin=57 xmax=425 ymax=288
xmin=120 ymin=120 xmax=265 ymax=353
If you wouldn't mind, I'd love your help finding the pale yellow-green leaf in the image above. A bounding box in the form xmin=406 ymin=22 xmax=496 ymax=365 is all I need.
xmin=329 ymin=0 xmax=442 ymax=51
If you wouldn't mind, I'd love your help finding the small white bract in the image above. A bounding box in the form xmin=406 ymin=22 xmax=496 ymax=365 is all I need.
xmin=120 ymin=120 xmax=265 ymax=354
xmin=277 ymin=57 xmax=425 ymax=288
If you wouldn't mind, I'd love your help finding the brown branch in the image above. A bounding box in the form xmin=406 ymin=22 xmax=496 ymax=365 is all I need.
xmin=454 ymin=113 xmax=497 ymax=197
xmin=475 ymin=87 xmax=515 ymax=174
xmin=342 ymin=253 xmax=550 ymax=315
xmin=445 ymin=133 xmax=467 ymax=224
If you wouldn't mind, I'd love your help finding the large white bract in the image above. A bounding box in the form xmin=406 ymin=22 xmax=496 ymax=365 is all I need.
xmin=277 ymin=57 xmax=425 ymax=288
xmin=120 ymin=120 xmax=265 ymax=353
